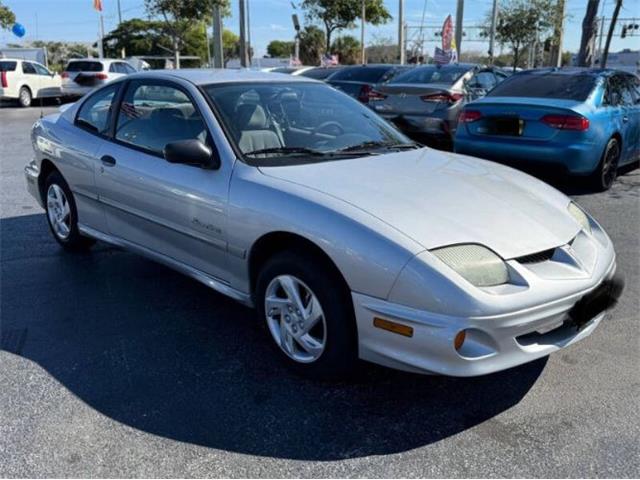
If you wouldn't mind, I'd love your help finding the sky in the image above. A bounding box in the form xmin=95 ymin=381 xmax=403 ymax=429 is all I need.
xmin=1 ymin=0 xmax=639 ymax=58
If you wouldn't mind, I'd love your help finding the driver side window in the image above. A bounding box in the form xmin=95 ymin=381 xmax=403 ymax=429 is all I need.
xmin=115 ymin=81 xmax=208 ymax=156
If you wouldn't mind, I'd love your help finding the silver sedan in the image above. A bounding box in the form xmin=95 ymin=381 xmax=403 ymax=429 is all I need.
xmin=25 ymin=69 xmax=622 ymax=378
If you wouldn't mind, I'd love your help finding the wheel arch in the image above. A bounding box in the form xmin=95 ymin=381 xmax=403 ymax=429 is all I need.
xmin=248 ymin=231 xmax=351 ymax=302
xmin=38 ymin=158 xmax=60 ymax=202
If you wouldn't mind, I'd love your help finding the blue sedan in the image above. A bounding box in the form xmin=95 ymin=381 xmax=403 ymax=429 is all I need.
xmin=455 ymin=68 xmax=639 ymax=190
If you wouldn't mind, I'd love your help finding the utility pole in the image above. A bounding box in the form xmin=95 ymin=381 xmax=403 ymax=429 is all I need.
xmin=361 ymin=0 xmax=366 ymax=64
xmin=98 ymin=13 xmax=105 ymax=59
xmin=239 ymin=0 xmax=249 ymax=67
xmin=212 ymin=3 xmax=224 ymax=68
xmin=398 ymin=0 xmax=405 ymax=64
xmin=246 ymin=0 xmax=252 ymax=66
xmin=488 ymin=0 xmax=498 ymax=64
xmin=117 ymin=0 xmax=122 ymax=24
xmin=601 ymin=0 xmax=623 ymax=68
xmin=455 ymin=0 xmax=464 ymax=57
xmin=551 ymin=0 xmax=565 ymax=67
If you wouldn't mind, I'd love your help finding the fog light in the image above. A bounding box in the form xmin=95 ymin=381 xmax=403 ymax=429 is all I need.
xmin=454 ymin=330 xmax=466 ymax=350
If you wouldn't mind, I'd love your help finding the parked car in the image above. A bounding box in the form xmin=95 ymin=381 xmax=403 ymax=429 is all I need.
xmin=369 ymin=63 xmax=508 ymax=147
xmin=327 ymin=64 xmax=411 ymax=103
xmin=0 ymin=58 xmax=61 ymax=107
xmin=455 ymin=68 xmax=640 ymax=190
xmin=61 ymin=58 xmax=136 ymax=98
xmin=269 ymin=66 xmax=315 ymax=75
xmin=25 ymin=70 xmax=622 ymax=378
xmin=297 ymin=66 xmax=345 ymax=80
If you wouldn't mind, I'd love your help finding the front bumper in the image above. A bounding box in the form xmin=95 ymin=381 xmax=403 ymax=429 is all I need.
xmin=25 ymin=160 xmax=44 ymax=208
xmin=353 ymin=259 xmax=621 ymax=377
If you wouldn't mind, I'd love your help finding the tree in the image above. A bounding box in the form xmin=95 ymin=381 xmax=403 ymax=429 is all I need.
xmin=577 ymin=0 xmax=600 ymax=66
xmin=489 ymin=0 xmax=554 ymax=71
xmin=0 ymin=1 xmax=15 ymax=30
xmin=144 ymin=0 xmax=228 ymax=68
xmin=298 ymin=25 xmax=325 ymax=65
xmin=267 ymin=40 xmax=295 ymax=58
xmin=221 ymin=29 xmax=240 ymax=67
xmin=365 ymin=34 xmax=398 ymax=63
xmin=30 ymin=41 xmax=97 ymax=72
xmin=302 ymin=0 xmax=391 ymax=50
xmin=331 ymin=35 xmax=361 ymax=64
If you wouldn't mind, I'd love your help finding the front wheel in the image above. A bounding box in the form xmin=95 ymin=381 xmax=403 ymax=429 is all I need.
xmin=44 ymin=171 xmax=95 ymax=251
xmin=256 ymin=251 xmax=357 ymax=379
xmin=591 ymin=138 xmax=620 ymax=191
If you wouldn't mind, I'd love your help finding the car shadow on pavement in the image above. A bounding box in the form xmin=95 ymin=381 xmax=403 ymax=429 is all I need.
xmin=1 ymin=213 xmax=546 ymax=461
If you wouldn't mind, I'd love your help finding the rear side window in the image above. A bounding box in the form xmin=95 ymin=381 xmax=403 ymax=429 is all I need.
xmin=0 ymin=61 xmax=17 ymax=71
xmin=66 ymin=61 xmax=103 ymax=72
xmin=76 ymin=83 xmax=120 ymax=134
xmin=330 ymin=67 xmax=391 ymax=83
xmin=488 ymin=73 xmax=597 ymax=101
xmin=390 ymin=66 xmax=469 ymax=85
xmin=115 ymin=82 xmax=208 ymax=156
xmin=22 ymin=62 xmax=37 ymax=74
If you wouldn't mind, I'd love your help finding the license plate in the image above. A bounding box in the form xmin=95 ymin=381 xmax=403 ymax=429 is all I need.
xmin=480 ymin=117 xmax=524 ymax=136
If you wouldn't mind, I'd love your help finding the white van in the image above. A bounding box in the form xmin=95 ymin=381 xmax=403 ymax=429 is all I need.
xmin=0 ymin=59 xmax=62 ymax=107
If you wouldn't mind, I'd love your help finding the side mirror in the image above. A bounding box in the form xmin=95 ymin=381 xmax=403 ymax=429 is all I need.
xmin=164 ymin=139 xmax=220 ymax=170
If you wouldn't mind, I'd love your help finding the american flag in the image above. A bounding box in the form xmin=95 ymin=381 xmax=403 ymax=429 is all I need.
xmin=120 ymin=102 xmax=141 ymax=119
xmin=290 ymin=56 xmax=302 ymax=67
xmin=433 ymin=47 xmax=453 ymax=65
xmin=93 ymin=0 xmax=103 ymax=12
xmin=321 ymin=54 xmax=339 ymax=67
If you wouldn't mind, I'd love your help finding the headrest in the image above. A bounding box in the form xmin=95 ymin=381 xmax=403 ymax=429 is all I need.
xmin=236 ymin=103 xmax=268 ymax=130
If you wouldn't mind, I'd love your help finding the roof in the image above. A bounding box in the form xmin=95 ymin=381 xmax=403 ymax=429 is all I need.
xmin=129 ymin=68 xmax=319 ymax=85
xmin=517 ymin=67 xmax=622 ymax=77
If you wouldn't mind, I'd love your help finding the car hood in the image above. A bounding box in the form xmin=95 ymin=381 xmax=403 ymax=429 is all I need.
xmin=258 ymin=148 xmax=579 ymax=259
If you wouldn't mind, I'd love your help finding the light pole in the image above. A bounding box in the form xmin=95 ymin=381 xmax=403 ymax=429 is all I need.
xmin=488 ymin=0 xmax=498 ymax=64
xmin=360 ymin=0 xmax=366 ymax=64
xmin=239 ymin=0 xmax=249 ymax=67
xmin=455 ymin=0 xmax=464 ymax=57
xmin=398 ymin=0 xmax=405 ymax=64
xmin=212 ymin=3 xmax=224 ymax=68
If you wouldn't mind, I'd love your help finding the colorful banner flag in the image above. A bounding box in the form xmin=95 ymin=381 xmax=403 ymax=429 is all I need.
xmin=434 ymin=14 xmax=457 ymax=64
xmin=441 ymin=15 xmax=453 ymax=51
xmin=93 ymin=0 xmax=103 ymax=12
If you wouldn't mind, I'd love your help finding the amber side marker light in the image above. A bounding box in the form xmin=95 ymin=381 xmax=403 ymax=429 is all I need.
xmin=454 ymin=330 xmax=467 ymax=351
xmin=373 ymin=317 xmax=414 ymax=337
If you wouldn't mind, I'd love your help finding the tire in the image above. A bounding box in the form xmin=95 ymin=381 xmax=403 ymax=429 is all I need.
xmin=44 ymin=170 xmax=95 ymax=251
xmin=18 ymin=86 xmax=32 ymax=108
xmin=256 ymin=251 xmax=357 ymax=379
xmin=591 ymin=138 xmax=620 ymax=191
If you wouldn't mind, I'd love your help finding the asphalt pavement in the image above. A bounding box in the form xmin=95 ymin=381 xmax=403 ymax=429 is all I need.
xmin=1 ymin=105 xmax=639 ymax=478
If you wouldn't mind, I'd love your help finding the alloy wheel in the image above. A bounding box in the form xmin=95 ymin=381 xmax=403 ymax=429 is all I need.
xmin=264 ymin=274 xmax=327 ymax=363
xmin=47 ymin=184 xmax=71 ymax=240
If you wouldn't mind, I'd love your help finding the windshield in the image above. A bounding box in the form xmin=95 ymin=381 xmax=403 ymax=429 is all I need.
xmin=390 ymin=66 xmax=469 ymax=85
xmin=487 ymin=72 xmax=598 ymax=101
xmin=329 ymin=66 xmax=393 ymax=83
xmin=203 ymin=82 xmax=415 ymax=166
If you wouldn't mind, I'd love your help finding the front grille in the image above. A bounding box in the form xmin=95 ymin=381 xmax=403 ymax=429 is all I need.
xmin=516 ymin=248 xmax=555 ymax=264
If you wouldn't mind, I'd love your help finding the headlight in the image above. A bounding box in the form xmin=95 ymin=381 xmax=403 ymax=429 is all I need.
xmin=568 ymin=202 xmax=591 ymax=233
xmin=431 ymin=244 xmax=509 ymax=287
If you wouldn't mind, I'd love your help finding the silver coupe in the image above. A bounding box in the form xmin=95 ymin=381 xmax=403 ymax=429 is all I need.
xmin=25 ymin=70 xmax=622 ymax=378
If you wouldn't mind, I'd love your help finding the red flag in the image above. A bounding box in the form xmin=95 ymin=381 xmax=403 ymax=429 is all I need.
xmin=93 ymin=0 xmax=103 ymax=12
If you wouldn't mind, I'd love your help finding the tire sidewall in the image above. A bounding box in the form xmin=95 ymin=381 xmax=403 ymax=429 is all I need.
xmin=256 ymin=252 xmax=357 ymax=378
xmin=596 ymin=138 xmax=620 ymax=191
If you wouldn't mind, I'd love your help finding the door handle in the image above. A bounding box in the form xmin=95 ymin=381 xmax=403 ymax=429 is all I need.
xmin=100 ymin=155 xmax=116 ymax=167
xmin=622 ymin=116 xmax=629 ymax=123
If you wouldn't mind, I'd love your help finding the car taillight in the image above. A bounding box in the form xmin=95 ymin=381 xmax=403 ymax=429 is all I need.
xmin=421 ymin=92 xmax=463 ymax=103
xmin=1 ymin=71 xmax=7 ymax=88
xmin=61 ymin=72 xmax=69 ymax=79
xmin=95 ymin=73 xmax=109 ymax=80
xmin=368 ymin=89 xmax=387 ymax=101
xmin=459 ymin=110 xmax=482 ymax=123
xmin=541 ymin=114 xmax=589 ymax=131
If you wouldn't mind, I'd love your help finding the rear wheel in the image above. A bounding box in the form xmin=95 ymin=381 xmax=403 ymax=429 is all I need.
xmin=44 ymin=171 xmax=95 ymax=251
xmin=18 ymin=86 xmax=32 ymax=108
xmin=256 ymin=251 xmax=357 ymax=379
xmin=591 ymin=138 xmax=620 ymax=191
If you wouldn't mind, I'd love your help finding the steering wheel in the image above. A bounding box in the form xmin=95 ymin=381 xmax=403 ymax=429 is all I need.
xmin=312 ymin=121 xmax=344 ymax=137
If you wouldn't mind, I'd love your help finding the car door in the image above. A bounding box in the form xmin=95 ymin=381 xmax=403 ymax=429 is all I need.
xmin=32 ymin=62 xmax=60 ymax=98
xmin=95 ymin=78 xmax=231 ymax=280
xmin=21 ymin=61 xmax=41 ymax=96
xmin=619 ymin=75 xmax=639 ymax=164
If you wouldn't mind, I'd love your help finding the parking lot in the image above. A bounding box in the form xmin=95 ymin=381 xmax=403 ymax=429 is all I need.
xmin=1 ymin=105 xmax=639 ymax=477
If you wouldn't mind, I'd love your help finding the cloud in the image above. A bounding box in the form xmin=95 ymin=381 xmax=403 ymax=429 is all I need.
xmin=269 ymin=23 xmax=287 ymax=32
